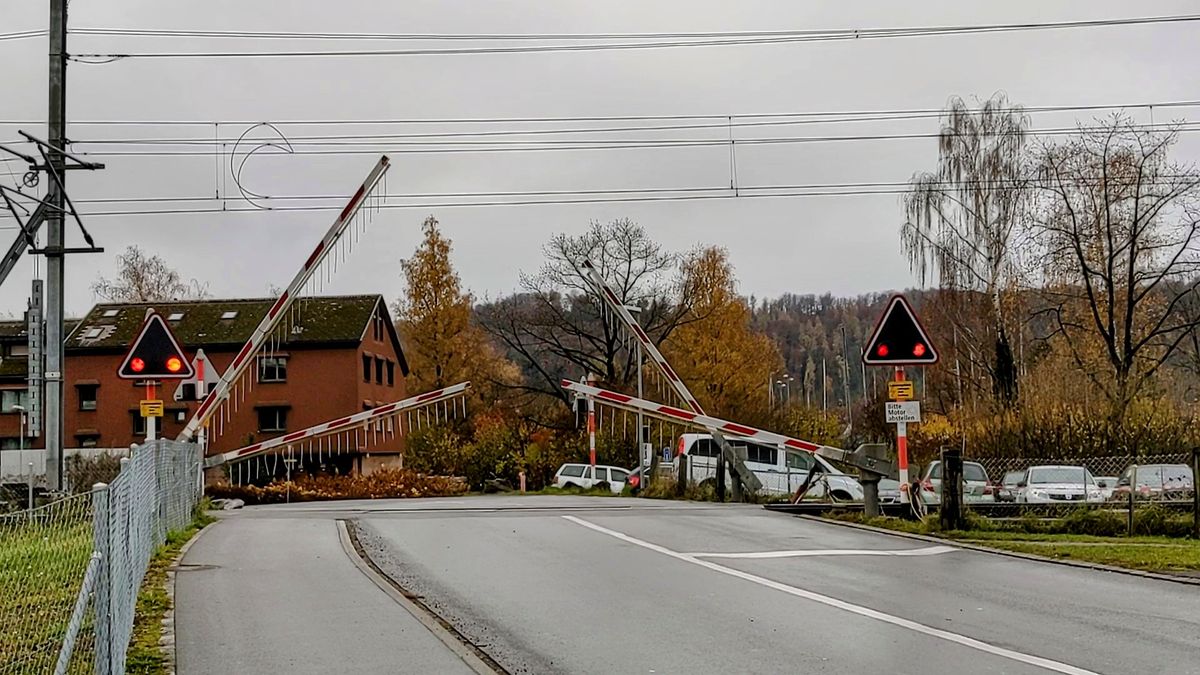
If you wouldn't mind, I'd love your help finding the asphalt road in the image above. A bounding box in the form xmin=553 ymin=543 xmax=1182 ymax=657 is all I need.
xmin=178 ymin=496 xmax=1200 ymax=674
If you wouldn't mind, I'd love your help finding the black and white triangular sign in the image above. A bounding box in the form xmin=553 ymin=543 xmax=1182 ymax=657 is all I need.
xmin=117 ymin=310 xmax=196 ymax=379
xmin=862 ymin=295 xmax=939 ymax=366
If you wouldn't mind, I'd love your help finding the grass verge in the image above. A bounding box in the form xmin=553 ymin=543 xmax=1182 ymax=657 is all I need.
xmin=823 ymin=512 xmax=1200 ymax=574
xmin=124 ymin=502 xmax=216 ymax=675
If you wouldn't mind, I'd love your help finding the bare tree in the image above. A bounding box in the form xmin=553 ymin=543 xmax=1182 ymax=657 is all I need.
xmin=91 ymin=245 xmax=209 ymax=303
xmin=902 ymin=94 xmax=1033 ymax=402
xmin=1034 ymin=115 xmax=1200 ymax=427
xmin=478 ymin=219 xmax=692 ymax=410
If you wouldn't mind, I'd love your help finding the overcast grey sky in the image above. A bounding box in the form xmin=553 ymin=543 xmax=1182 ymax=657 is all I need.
xmin=3 ymin=1 xmax=1199 ymax=317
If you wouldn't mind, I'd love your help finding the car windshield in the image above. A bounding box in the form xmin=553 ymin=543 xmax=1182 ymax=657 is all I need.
xmin=879 ymin=479 xmax=900 ymax=490
xmin=1003 ymin=471 xmax=1024 ymax=486
xmin=963 ymin=464 xmax=988 ymax=482
xmin=1029 ymin=467 xmax=1093 ymax=485
xmin=1134 ymin=466 xmax=1192 ymax=487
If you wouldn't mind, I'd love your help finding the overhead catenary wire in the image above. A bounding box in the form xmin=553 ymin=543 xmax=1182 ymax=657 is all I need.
xmin=40 ymin=121 xmax=1200 ymax=159
xmin=2 ymin=99 xmax=1197 ymax=128
xmin=65 ymin=14 xmax=1200 ymax=60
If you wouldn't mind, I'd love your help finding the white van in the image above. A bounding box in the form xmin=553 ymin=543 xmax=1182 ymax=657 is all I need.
xmin=674 ymin=433 xmax=863 ymax=500
xmin=553 ymin=463 xmax=630 ymax=494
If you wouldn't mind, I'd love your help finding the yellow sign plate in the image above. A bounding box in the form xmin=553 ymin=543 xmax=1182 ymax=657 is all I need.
xmin=140 ymin=399 xmax=164 ymax=418
xmin=888 ymin=380 xmax=915 ymax=401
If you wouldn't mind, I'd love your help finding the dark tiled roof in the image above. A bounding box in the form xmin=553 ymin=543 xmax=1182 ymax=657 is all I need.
xmin=67 ymin=295 xmax=385 ymax=351
xmin=0 ymin=321 xmax=26 ymax=340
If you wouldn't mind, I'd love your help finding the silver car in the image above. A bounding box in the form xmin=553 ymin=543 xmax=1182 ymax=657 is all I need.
xmin=1017 ymin=465 xmax=1104 ymax=503
xmin=919 ymin=460 xmax=995 ymax=504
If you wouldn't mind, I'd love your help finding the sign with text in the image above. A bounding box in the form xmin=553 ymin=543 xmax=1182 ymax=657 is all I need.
xmin=888 ymin=380 xmax=915 ymax=401
xmin=140 ymin=399 xmax=164 ymax=418
xmin=885 ymin=401 xmax=921 ymax=423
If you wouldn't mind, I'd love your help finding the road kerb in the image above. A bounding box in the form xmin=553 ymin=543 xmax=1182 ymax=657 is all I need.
xmin=335 ymin=519 xmax=502 ymax=675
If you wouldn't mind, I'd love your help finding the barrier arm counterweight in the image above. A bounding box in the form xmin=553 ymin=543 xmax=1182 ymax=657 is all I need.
xmin=179 ymin=156 xmax=391 ymax=442
xmin=207 ymin=382 xmax=469 ymax=467
xmin=579 ymin=259 xmax=761 ymax=493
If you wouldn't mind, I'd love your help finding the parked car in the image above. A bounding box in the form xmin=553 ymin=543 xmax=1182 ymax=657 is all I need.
xmin=1112 ymin=464 xmax=1194 ymax=500
xmin=553 ymin=463 xmax=630 ymax=494
xmin=674 ymin=433 xmax=864 ymax=500
xmin=1016 ymin=465 xmax=1103 ymax=503
xmin=1092 ymin=476 xmax=1119 ymax=501
xmin=919 ymin=460 xmax=995 ymax=504
xmin=996 ymin=470 xmax=1025 ymax=503
xmin=877 ymin=478 xmax=903 ymax=504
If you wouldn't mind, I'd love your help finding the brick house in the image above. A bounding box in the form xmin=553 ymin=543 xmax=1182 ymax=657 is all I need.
xmin=64 ymin=294 xmax=408 ymax=476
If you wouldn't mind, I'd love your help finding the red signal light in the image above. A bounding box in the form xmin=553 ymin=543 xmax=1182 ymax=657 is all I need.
xmin=130 ymin=357 xmax=145 ymax=373
xmin=166 ymin=356 xmax=183 ymax=373
xmin=913 ymin=343 xmax=927 ymax=357
xmin=876 ymin=344 xmax=889 ymax=357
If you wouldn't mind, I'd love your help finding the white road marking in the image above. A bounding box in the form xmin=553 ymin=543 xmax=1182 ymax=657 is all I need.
xmin=687 ymin=545 xmax=957 ymax=559
xmin=563 ymin=515 xmax=1098 ymax=675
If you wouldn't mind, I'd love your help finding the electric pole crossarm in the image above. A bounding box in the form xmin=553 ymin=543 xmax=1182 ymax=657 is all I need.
xmin=0 ymin=201 xmax=47 ymax=289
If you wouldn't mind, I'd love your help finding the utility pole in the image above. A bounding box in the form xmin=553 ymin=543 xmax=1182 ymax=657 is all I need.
xmin=45 ymin=0 xmax=68 ymax=491
xmin=841 ymin=325 xmax=852 ymax=430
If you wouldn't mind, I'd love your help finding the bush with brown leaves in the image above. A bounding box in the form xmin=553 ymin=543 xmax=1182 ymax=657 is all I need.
xmin=208 ymin=468 xmax=468 ymax=504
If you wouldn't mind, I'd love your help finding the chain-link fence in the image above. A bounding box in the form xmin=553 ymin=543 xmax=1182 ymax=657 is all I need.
xmin=0 ymin=439 xmax=202 ymax=675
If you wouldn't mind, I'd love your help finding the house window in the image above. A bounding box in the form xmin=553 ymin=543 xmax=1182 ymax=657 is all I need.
xmin=10 ymin=344 xmax=27 ymax=357
xmin=362 ymin=355 xmax=372 ymax=382
xmin=0 ymin=438 xmax=19 ymax=451
xmin=131 ymin=413 xmax=147 ymax=436
xmin=179 ymin=382 xmax=197 ymax=401
xmin=375 ymin=357 xmax=384 ymax=384
xmin=257 ymin=406 xmax=288 ymax=433
xmin=386 ymin=360 xmax=395 ymax=387
xmin=1 ymin=389 xmax=29 ymax=413
xmin=258 ymin=356 xmax=288 ymax=383
xmin=77 ymin=384 xmax=99 ymax=411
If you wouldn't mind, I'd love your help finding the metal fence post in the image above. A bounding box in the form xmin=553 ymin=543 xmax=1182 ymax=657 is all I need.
xmin=1192 ymin=448 xmax=1199 ymax=540
xmin=91 ymin=482 xmax=110 ymax=675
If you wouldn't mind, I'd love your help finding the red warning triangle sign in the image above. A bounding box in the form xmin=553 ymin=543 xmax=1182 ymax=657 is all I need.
xmin=117 ymin=310 xmax=196 ymax=379
xmin=862 ymin=295 xmax=939 ymax=366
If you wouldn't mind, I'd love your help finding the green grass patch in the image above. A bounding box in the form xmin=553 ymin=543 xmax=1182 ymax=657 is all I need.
xmin=821 ymin=511 xmax=1200 ymax=573
xmin=530 ymin=485 xmax=622 ymax=497
xmin=978 ymin=540 xmax=1200 ymax=573
xmin=0 ymin=500 xmax=94 ymax=673
xmin=125 ymin=503 xmax=215 ymax=675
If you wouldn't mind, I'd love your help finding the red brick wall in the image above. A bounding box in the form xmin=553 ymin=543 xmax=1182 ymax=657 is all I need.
xmin=64 ymin=339 xmax=407 ymax=461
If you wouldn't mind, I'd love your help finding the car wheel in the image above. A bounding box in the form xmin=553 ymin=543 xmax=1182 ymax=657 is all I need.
xmin=564 ymin=482 xmax=580 ymax=490
xmin=830 ymin=490 xmax=853 ymax=502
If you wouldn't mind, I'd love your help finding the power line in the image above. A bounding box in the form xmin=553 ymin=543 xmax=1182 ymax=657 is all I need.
xmin=0 ymin=30 xmax=46 ymax=42
xmin=48 ymin=121 xmax=1200 ymax=159
xmin=68 ymin=14 xmax=1200 ymax=60
xmin=3 ymin=99 xmax=1196 ymax=128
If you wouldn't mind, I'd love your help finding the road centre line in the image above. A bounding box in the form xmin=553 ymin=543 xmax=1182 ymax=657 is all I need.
xmin=562 ymin=515 xmax=1098 ymax=675
xmin=686 ymin=545 xmax=957 ymax=559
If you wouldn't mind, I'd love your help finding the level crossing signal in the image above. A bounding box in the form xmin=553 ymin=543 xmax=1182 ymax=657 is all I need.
xmin=117 ymin=311 xmax=196 ymax=379
xmin=862 ymin=295 xmax=939 ymax=366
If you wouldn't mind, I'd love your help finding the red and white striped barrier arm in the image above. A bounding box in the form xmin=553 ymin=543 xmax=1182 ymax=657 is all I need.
xmin=580 ymin=259 xmax=704 ymax=414
xmin=179 ymin=156 xmax=391 ymax=441
xmin=205 ymin=381 xmax=469 ymax=467
xmin=562 ymin=379 xmax=854 ymax=460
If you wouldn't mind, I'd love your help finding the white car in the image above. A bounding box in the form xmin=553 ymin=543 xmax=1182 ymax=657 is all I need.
xmin=919 ymin=460 xmax=996 ymax=505
xmin=553 ymin=463 xmax=629 ymax=494
xmin=1017 ymin=465 xmax=1104 ymax=503
xmin=673 ymin=433 xmax=864 ymax=500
